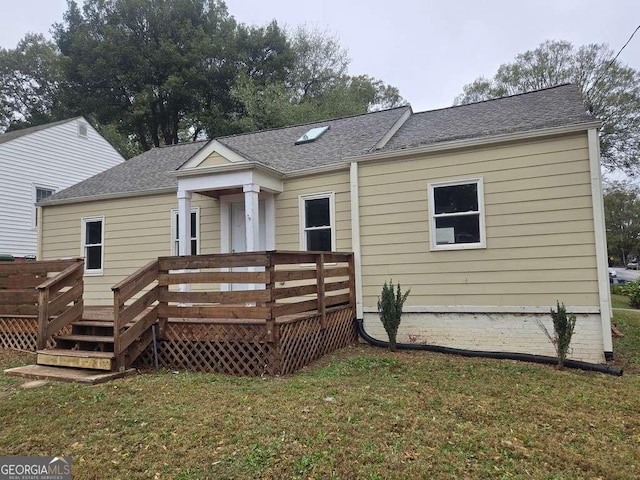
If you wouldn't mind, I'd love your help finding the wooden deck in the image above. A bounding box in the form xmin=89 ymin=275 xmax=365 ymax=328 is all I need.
xmin=1 ymin=252 xmax=357 ymax=377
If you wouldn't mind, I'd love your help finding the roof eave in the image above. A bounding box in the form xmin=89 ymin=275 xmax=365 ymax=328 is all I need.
xmin=170 ymin=161 xmax=285 ymax=179
xmin=347 ymin=121 xmax=602 ymax=163
xmin=38 ymin=187 xmax=177 ymax=207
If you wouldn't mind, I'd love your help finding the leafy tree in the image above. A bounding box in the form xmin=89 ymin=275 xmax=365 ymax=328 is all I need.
xmin=455 ymin=40 xmax=640 ymax=176
xmin=232 ymin=26 xmax=405 ymax=131
xmin=603 ymin=181 xmax=640 ymax=265
xmin=0 ymin=33 xmax=66 ymax=132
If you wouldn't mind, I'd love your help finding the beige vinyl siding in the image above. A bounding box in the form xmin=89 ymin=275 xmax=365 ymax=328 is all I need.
xmin=358 ymin=132 xmax=598 ymax=307
xmin=275 ymin=170 xmax=352 ymax=251
xmin=197 ymin=152 xmax=233 ymax=168
xmin=41 ymin=192 xmax=220 ymax=305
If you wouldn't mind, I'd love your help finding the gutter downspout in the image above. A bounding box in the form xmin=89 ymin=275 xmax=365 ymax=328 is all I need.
xmin=588 ymin=128 xmax=614 ymax=360
xmin=350 ymin=162 xmax=364 ymax=319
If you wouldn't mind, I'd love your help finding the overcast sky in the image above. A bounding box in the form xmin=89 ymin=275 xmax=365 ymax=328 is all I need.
xmin=0 ymin=0 xmax=638 ymax=112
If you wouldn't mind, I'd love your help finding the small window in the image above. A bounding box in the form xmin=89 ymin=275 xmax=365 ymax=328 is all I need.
xmin=299 ymin=193 xmax=335 ymax=251
xmin=81 ymin=217 xmax=104 ymax=274
xmin=34 ymin=186 xmax=55 ymax=227
xmin=77 ymin=121 xmax=88 ymax=138
xmin=428 ymin=178 xmax=485 ymax=250
xmin=171 ymin=209 xmax=199 ymax=255
xmin=295 ymin=126 xmax=329 ymax=145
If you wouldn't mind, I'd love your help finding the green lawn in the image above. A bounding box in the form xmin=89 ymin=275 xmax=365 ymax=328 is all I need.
xmin=611 ymin=293 xmax=631 ymax=309
xmin=0 ymin=312 xmax=639 ymax=480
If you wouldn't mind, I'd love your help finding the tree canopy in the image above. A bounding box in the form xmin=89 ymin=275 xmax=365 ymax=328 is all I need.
xmin=603 ymin=181 xmax=640 ymax=265
xmin=0 ymin=0 xmax=404 ymax=157
xmin=455 ymin=40 xmax=640 ymax=176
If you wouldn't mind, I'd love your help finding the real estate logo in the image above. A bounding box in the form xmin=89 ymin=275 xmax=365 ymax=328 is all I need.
xmin=0 ymin=456 xmax=71 ymax=480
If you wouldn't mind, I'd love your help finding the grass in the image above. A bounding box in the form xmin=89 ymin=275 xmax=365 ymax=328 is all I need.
xmin=0 ymin=314 xmax=639 ymax=480
xmin=611 ymin=293 xmax=631 ymax=309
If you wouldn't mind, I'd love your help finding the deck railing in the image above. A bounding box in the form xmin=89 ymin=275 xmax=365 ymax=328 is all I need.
xmin=111 ymin=251 xmax=355 ymax=370
xmin=0 ymin=258 xmax=85 ymax=349
xmin=35 ymin=259 xmax=85 ymax=349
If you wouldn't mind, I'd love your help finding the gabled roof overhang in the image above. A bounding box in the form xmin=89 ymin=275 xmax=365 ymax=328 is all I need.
xmin=170 ymin=161 xmax=284 ymax=194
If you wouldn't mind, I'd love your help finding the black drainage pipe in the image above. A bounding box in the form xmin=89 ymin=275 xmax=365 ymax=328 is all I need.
xmin=356 ymin=319 xmax=623 ymax=376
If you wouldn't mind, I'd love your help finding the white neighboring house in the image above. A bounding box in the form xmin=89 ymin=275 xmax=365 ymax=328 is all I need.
xmin=0 ymin=117 xmax=124 ymax=258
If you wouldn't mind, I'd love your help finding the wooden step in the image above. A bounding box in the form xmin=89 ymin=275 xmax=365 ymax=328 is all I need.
xmin=5 ymin=364 xmax=134 ymax=384
xmin=55 ymin=334 xmax=114 ymax=343
xmin=37 ymin=349 xmax=115 ymax=371
xmin=72 ymin=320 xmax=115 ymax=328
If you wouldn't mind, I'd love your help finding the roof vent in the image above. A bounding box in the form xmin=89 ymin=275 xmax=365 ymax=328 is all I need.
xmin=77 ymin=121 xmax=88 ymax=138
xmin=295 ymin=126 xmax=329 ymax=145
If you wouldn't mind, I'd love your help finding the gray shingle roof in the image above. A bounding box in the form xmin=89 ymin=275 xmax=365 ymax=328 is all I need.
xmin=45 ymin=141 xmax=207 ymax=202
xmin=217 ymin=106 xmax=410 ymax=173
xmin=41 ymin=84 xmax=596 ymax=204
xmin=0 ymin=117 xmax=83 ymax=145
xmin=383 ymin=84 xmax=594 ymax=151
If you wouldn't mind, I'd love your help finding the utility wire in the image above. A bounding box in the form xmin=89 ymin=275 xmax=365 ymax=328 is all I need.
xmin=586 ymin=24 xmax=640 ymax=95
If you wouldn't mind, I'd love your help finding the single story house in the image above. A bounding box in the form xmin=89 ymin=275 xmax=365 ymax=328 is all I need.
xmin=0 ymin=117 xmax=124 ymax=258
xmin=38 ymin=84 xmax=612 ymax=363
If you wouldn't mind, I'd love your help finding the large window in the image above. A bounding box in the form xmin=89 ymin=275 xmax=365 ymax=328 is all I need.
xmin=428 ymin=178 xmax=485 ymax=250
xmin=34 ymin=186 xmax=55 ymax=227
xmin=171 ymin=208 xmax=199 ymax=255
xmin=299 ymin=193 xmax=335 ymax=251
xmin=81 ymin=217 xmax=104 ymax=274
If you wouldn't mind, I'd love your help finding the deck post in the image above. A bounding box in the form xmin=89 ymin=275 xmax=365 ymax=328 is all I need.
xmin=36 ymin=288 xmax=50 ymax=350
xmin=316 ymin=253 xmax=326 ymax=329
xmin=112 ymin=289 xmax=123 ymax=371
xmin=266 ymin=252 xmax=276 ymax=343
xmin=347 ymin=253 xmax=356 ymax=312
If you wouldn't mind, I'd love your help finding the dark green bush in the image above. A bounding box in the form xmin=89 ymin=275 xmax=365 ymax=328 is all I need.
xmin=377 ymin=280 xmax=410 ymax=352
xmin=620 ymin=280 xmax=640 ymax=308
xmin=550 ymin=302 xmax=577 ymax=370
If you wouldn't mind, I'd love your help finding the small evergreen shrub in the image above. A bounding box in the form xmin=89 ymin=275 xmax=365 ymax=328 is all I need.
xmin=377 ymin=280 xmax=410 ymax=352
xmin=549 ymin=301 xmax=577 ymax=369
xmin=620 ymin=280 xmax=640 ymax=308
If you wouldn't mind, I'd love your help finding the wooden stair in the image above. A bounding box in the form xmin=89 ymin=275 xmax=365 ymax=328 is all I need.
xmin=36 ymin=307 xmax=155 ymax=372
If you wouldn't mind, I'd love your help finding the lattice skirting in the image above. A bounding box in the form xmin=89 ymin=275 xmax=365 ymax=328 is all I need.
xmin=136 ymin=307 xmax=357 ymax=376
xmin=0 ymin=317 xmax=68 ymax=351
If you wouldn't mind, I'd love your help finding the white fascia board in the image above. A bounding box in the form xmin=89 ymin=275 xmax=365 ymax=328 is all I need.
xmin=347 ymin=122 xmax=602 ymax=164
xmin=171 ymin=161 xmax=284 ymax=180
xmin=179 ymin=139 xmax=248 ymax=169
xmin=38 ymin=187 xmax=177 ymax=207
xmin=362 ymin=305 xmax=602 ymax=314
xmin=177 ymin=168 xmax=283 ymax=194
xmin=284 ymin=162 xmax=350 ymax=178
xmin=372 ymin=106 xmax=413 ymax=150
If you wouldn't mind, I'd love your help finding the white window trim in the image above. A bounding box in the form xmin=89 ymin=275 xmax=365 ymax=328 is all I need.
xmin=428 ymin=177 xmax=486 ymax=251
xmin=171 ymin=207 xmax=200 ymax=255
xmin=81 ymin=216 xmax=105 ymax=275
xmin=299 ymin=192 xmax=336 ymax=251
xmin=32 ymin=184 xmax=57 ymax=229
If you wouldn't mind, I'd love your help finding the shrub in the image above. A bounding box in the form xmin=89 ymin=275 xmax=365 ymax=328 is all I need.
xmin=547 ymin=302 xmax=577 ymax=369
xmin=377 ymin=280 xmax=410 ymax=352
xmin=620 ymin=280 xmax=640 ymax=308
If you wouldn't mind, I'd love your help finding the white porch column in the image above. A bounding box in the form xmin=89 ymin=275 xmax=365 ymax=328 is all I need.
xmin=243 ymin=184 xmax=260 ymax=252
xmin=177 ymin=190 xmax=192 ymax=256
xmin=265 ymin=193 xmax=276 ymax=250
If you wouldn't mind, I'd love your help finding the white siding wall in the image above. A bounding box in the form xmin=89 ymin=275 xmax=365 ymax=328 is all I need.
xmin=0 ymin=119 xmax=123 ymax=257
